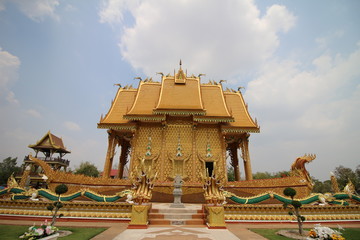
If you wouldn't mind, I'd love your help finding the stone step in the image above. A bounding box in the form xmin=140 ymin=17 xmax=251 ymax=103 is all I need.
xmin=148 ymin=203 xmax=206 ymax=226
xmin=149 ymin=218 xmax=205 ymax=226
xmin=150 ymin=208 xmax=203 ymax=214
xmin=149 ymin=213 xmax=204 ymax=220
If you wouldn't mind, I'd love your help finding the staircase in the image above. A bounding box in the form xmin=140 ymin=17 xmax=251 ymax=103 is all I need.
xmin=149 ymin=203 xmax=205 ymax=226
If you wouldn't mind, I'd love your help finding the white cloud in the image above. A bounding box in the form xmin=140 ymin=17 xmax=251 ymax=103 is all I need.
xmin=99 ymin=0 xmax=140 ymax=24
xmin=64 ymin=4 xmax=76 ymax=12
xmin=0 ymin=0 xmax=60 ymax=21
xmin=0 ymin=47 xmax=20 ymax=88
xmin=263 ymin=4 xmax=296 ymax=33
xmin=245 ymin=44 xmax=360 ymax=180
xmin=0 ymin=0 xmax=5 ymax=11
xmin=100 ymin=0 xmax=295 ymax=79
xmin=0 ymin=47 xmax=20 ymax=104
xmin=315 ymin=30 xmax=345 ymax=50
xmin=246 ymin=44 xmax=360 ymax=114
xmin=26 ymin=109 xmax=42 ymax=118
xmin=6 ymin=91 xmax=19 ymax=105
xmin=64 ymin=121 xmax=81 ymax=131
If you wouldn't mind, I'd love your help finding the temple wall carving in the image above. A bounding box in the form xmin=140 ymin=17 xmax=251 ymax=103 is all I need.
xmin=128 ymin=119 xmax=227 ymax=185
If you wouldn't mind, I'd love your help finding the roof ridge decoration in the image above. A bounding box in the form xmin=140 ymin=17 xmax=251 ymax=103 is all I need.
xmin=174 ymin=59 xmax=186 ymax=84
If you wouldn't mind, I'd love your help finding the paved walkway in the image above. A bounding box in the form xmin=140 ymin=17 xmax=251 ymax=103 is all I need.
xmin=0 ymin=219 xmax=263 ymax=240
xmin=2 ymin=218 xmax=359 ymax=240
xmin=0 ymin=219 xmax=263 ymax=239
xmin=91 ymin=222 xmax=360 ymax=240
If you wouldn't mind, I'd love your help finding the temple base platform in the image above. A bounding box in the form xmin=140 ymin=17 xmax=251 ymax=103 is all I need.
xmin=0 ymin=199 xmax=359 ymax=224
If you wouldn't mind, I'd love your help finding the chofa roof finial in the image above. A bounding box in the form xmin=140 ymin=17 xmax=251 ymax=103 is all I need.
xmin=179 ymin=59 xmax=182 ymax=69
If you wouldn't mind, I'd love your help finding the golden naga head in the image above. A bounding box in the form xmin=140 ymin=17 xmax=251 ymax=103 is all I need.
xmin=202 ymin=172 xmax=226 ymax=206
xmin=343 ymin=179 xmax=355 ymax=195
xmin=7 ymin=173 xmax=19 ymax=189
xmin=130 ymin=158 xmax=158 ymax=205
xmin=290 ymin=154 xmax=316 ymax=185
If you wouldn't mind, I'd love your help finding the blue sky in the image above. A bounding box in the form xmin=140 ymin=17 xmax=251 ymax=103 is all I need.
xmin=0 ymin=0 xmax=359 ymax=181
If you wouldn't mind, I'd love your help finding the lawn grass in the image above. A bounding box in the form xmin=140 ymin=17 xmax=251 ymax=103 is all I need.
xmin=341 ymin=228 xmax=360 ymax=240
xmin=250 ymin=228 xmax=360 ymax=240
xmin=0 ymin=225 xmax=107 ymax=240
xmin=0 ymin=225 xmax=29 ymax=240
xmin=249 ymin=229 xmax=293 ymax=240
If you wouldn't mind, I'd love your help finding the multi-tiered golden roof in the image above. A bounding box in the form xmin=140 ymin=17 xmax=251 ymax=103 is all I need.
xmin=98 ymin=66 xmax=259 ymax=133
xmin=98 ymin=64 xmax=259 ymax=198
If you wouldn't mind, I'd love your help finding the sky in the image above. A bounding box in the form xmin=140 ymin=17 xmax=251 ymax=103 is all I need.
xmin=0 ymin=0 xmax=359 ymax=181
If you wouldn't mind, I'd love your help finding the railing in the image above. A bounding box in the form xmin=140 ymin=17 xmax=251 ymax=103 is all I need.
xmin=24 ymin=155 xmax=70 ymax=166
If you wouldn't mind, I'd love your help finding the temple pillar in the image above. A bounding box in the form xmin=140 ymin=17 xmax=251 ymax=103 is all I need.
xmin=103 ymin=130 xmax=117 ymax=178
xmin=117 ymin=140 xmax=130 ymax=179
xmin=240 ymin=134 xmax=253 ymax=181
xmin=229 ymin=144 xmax=240 ymax=181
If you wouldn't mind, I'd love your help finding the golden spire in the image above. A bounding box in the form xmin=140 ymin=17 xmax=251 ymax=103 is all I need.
xmin=175 ymin=60 xmax=186 ymax=84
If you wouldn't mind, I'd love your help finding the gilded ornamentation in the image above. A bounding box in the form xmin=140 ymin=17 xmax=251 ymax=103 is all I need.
xmin=330 ymin=172 xmax=340 ymax=193
xmin=202 ymin=172 xmax=226 ymax=205
xmin=28 ymin=155 xmax=131 ymax=193
xmin=317 ymin=193 xmax=335 ymax=205
xmin=130 ymin=158 xmax=157 ymax=205
xmin=224 ymin=204 xmax=360 ymax=222
xmin=7 ymin=173 xmax=19 ymax=189
xmin=343 ymin=179 xmax=356 ymax=195
xmin=205 ymin=206 xmax=226 ymax=228
xmin=129 ymin=204 xmax=150 ymax=226
xmin=19 ymin=165 xmax=31 ymax=188
xmin=290 ymin=154 xmax=316 ymax=185
xmin=167 ymin=130 xmax=192 ymax=180
xmin=0 ymin=200 xmax=132 ymax=219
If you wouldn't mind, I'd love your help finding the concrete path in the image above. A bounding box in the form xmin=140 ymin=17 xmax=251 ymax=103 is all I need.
xmin=1 ymin=218 xmax=359 ymax=240
xmin=113 ymin=226 xmax=240 ymax=240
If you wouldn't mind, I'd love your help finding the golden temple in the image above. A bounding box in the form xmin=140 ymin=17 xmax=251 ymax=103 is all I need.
xmin=99 ymin=64 xmax=258 ymax=182
xmin=97 ymin=63 xmax=311 ymax=201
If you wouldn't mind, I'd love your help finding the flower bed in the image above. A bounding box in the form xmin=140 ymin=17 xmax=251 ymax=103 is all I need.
xmin=307 ymin=224 xmax=345 ymax=240
xmin=19 ymin=220 xmax=58 ymax=240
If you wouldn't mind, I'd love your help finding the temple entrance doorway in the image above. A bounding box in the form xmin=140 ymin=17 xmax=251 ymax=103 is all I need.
xmin=205 ymin=162 xmax=214 ymax=176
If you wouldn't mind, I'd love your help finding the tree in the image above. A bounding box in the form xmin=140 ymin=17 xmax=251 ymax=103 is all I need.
xmin=0 ymin=157 xmax=21 ymax=185
xmin=312 ymin=178 xmax=332 ymax=193
xmin=253 ymin=170 xmax=290 ymax=179
xmin=47 ymin=184 xmax=68 ymax=226
xmin=74 ymin=161 xmax=99 ymax=177
xmin=227 ymin=166 xmax=235 ymax=181
xmin=283 ymin=187 xmax=305 ymax=235
xmin=253 ymin=171 xmax=273 ymax=179
xmin=333 ymin=165 xmax=359 ymax=191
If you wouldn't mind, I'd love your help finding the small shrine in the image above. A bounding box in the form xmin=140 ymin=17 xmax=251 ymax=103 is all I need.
xmin=16 ymin=131 xmax=70 ymax=188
